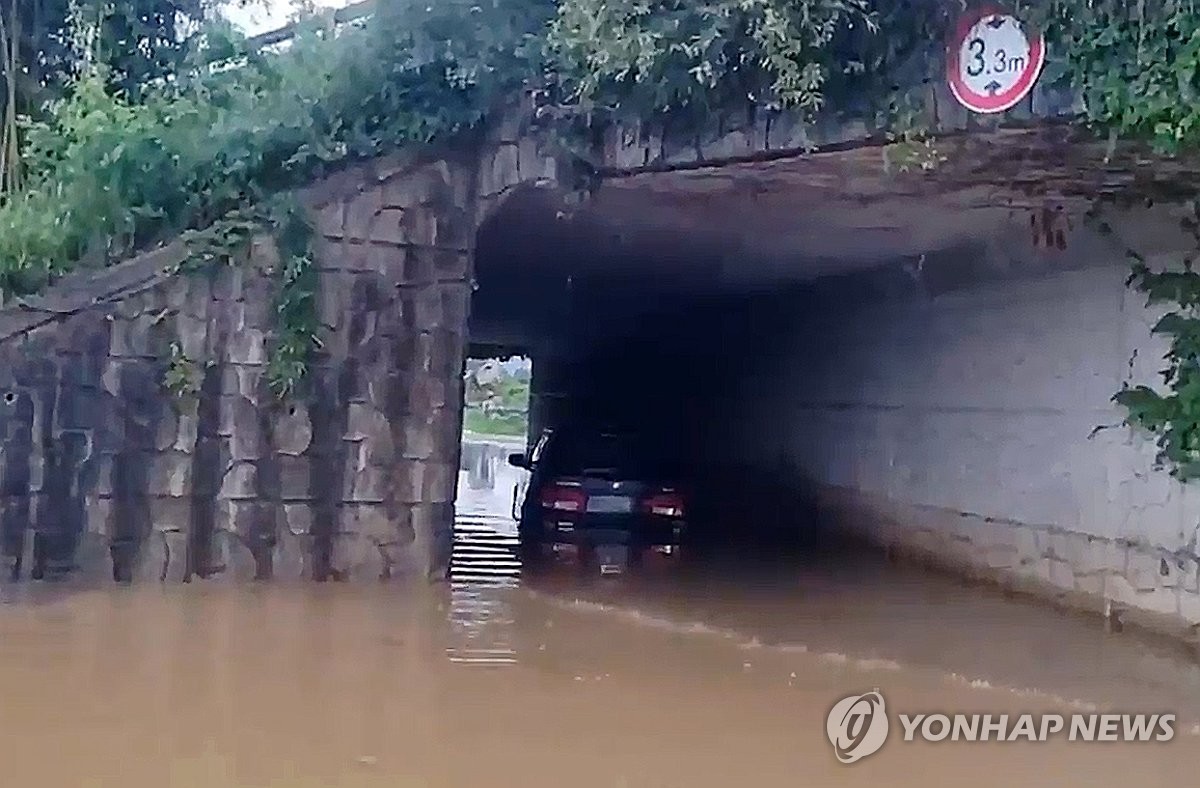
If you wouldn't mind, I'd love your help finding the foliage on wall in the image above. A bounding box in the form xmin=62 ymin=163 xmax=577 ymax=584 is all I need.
xmin=0 ymin=0 xmax=553 ymax=395
xmin=0 ymin=0 xmax=959 ymax=292
xmin=547 ymin=0 xmax=874 ymax=116
xmin=1023 ymin=0 xmax=1200 ymax=155
xmin=1097 ymin=202 xmax=1200 ymax=481
xmin=546 ymin=0 xmax=954 ymax=126
xmin=1018 ymin=0 xmax=1200 ymax=478
xmin=2 ymin=0 xmax=1200 ymax=406
xmin=1 ymin=0 xmax=203 ymax=194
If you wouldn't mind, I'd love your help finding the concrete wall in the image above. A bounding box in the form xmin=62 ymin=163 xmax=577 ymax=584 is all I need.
xmin=727 ymin=224 xmax=1200 ymax=633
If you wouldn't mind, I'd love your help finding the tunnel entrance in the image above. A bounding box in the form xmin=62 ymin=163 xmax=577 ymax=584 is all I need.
xmin=464 ymin=162 xmax=959 ymax=560
xmin=462 ymin=140 xmax=1200 ymax=648
xmin=450 ymin=352 xmax=531 ymax=584
xmin=465 ymin=143 xmax=1039 ymax=563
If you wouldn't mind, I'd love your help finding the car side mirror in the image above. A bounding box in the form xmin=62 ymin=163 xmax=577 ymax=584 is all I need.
xmin=507 ymin=452 xmax=528 ymax=469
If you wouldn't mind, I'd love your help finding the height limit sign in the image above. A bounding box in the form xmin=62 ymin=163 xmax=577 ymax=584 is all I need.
xmin=947 ymin=7 xmax=1045 ymax=114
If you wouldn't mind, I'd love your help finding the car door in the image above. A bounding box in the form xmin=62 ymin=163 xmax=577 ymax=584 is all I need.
xmin=514 ymin=428 xmax=553 ymax=527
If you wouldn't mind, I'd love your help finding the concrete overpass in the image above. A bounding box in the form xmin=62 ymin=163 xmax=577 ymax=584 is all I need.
xmin=0 ymin=36 xmax=1199 ymax=645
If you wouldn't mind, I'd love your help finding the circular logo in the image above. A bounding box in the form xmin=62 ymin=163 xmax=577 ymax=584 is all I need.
xmin=826 ymin=690 xmax=889 ymax=764
xmin=946 ymin=7 xmax=1045 ymax=114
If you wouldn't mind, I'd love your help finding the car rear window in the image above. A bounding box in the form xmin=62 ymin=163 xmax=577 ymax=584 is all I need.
xmin=543 ymin=433 xmax=673 ymax=476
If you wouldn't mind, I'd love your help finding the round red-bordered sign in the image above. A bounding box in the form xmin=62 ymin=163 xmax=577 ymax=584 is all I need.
xmin=946 ymin=7 xmax=1045 ymax=114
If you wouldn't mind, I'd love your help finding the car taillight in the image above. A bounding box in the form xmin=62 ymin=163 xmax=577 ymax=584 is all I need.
xmin=641 ymin=490 xmax=685 ymax=518
xmin=540 ymin=481 xmax=587 ymax=512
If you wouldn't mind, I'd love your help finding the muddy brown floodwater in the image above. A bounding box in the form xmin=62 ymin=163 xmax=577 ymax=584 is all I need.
xmin=1 ymin=546 xmax=1199 ymax=787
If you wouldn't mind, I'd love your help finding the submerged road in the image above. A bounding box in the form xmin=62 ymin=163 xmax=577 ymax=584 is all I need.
xmin=0 ymin=575 xmax=1197 ymax=787
xmin=0 ymin=439 xmax=1194 ymax=785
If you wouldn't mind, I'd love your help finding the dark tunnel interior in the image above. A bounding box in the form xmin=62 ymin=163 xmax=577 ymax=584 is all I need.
xmin=466 ymin=187 xmax=845 ymax=555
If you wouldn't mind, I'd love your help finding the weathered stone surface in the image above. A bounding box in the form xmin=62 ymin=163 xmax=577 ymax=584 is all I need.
xmin=342 ymin=460 xmax=389 ymax=504
xmin=71 ymin=531 xmax=112 ymax=582
xmin=0 ymin=133 xmax=569 ymax=585
xmin=218 ymin=462 xmax=258 ymax=501
xmin=516 ymin=134 xmax=556 ymax=184
xmin=210 ymin=528 xmax=259 ymax=582
xmin=369 ymin=208 xmax=408 ymax=245
xmin=275 ymin=454 xmax=311 ymax=501
xmin=393 ymin=459 xmax=426 ymax=504
xmin=316 ymin=201 xmax=346 ymax=239
xmin=345 ymin=403 xmax=389 ymax=442
xmin=131 ymin=530 xmax=170 ymax=582
xmin=424 ymin=462 xmax=457 ymax=505
xmin=274 ymin=405 xmax=313 ymax=456
xmin=149 ymin=451 xmax=193 ymax=497
xmin=329 ymin=532 xmax=386 ymax=581
xmin=344 ymin=187 xmax=384 ymax=241
xmin=480 ymin=144 xmax=521 ymax=197
xmin=699 ymin=129 xmax=754 ymax=161
xmin=149 ymin=497 xmax=192 ymax=534
xmin=226 ymin=329 xmax=267 ymax=366
xmin=274 ymin=528 xmax=313 ymax=580
xmin=402 ymin=421 xmax=435 ymax=461
xmin=383 ymin=166 xmax=437 ymax=209
xmin=174 ymin=411 xmax=199 ymax=454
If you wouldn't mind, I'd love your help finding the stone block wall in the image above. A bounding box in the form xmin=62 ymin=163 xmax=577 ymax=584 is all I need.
xmin=0 ymin=236 xmax=425 ymax=584
xmin=302 ymin=152 xmax=482 ymax=582
xmin=0 ymin=122 xmax=567 ymax=584
xmin=0 ymin=246 xmax=198 ymax=583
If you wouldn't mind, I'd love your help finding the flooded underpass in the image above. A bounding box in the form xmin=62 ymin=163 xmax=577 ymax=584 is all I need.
xmin=1 ymin=436 xmax=1195 ymax=787
xmin=1 ymin=560 xmax=1199 ymax=787
xmin=0 ymin=7 xmax=1197 ymax=783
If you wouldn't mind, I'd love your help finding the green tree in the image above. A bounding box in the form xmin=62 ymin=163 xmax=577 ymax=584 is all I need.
xmin=1 ymin=0 xmax=204 ymax=194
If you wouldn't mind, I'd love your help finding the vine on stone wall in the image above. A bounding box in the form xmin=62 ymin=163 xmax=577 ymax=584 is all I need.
xmin=263 ymin=197 xmax=319 ymax=401
xmin=546 ymin=0 xmax=875 ymax=117
xmin=179 ymin=208 xmax=262 ymax=273
xmin=174 ymin=196 xmax=319 ymax=401
xmin=162 ymin=339 xmax=202 ymax=402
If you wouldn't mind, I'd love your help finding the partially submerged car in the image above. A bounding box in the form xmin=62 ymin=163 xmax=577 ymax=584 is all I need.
xmin=508 ymin=427 xmax=688 ymax=574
